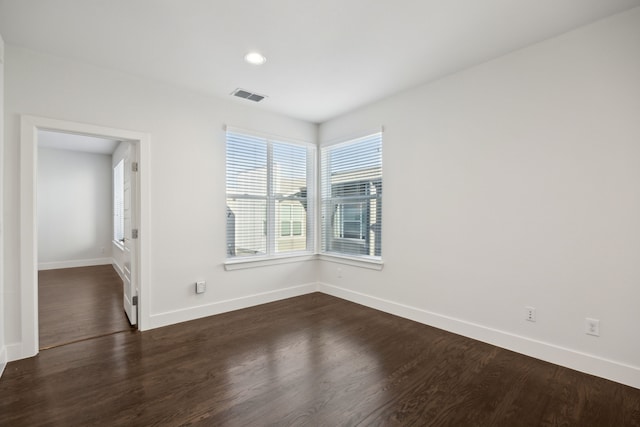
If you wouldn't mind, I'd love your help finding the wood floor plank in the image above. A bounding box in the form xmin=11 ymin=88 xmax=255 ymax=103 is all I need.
xmin=38 ymin=265 xmax=133 ymax=349
xmin=1 ymin=293 xmax=639 ymax=426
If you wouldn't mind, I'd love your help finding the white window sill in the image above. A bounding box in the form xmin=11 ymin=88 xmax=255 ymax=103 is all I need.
xmin=113 ymin=240 xmax=124 ymax=250
xmin=317 ymin=253 xmax=384 ymax=271
xmin=224 ymin=253 xmax=317 ymax=271
xmin=224 ymin=252 xmax=384 ymax=271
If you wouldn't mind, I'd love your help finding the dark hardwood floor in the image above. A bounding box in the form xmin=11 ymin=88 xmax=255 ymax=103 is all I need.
xmin=38 ymin=265 xmax=133 ymax=349
xmin=2 ymin=293 xmax=639 ymax=426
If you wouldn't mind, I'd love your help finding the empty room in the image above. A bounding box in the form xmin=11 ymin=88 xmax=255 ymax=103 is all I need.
xmin=1 ymin=1 xmax=640 ymax=425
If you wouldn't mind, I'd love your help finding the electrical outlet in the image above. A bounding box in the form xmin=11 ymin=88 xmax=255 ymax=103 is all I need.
xmin=337 ymin=267 xmax=343 ymax=278
xmin=195 ymin=281 xmax=206 ymax=294
xmin=525 ymin=306 xmax=536 ymax=322
xmin=585 ymin=318 xmax=600 ymax=336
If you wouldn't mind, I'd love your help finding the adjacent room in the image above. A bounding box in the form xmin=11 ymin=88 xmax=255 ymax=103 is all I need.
xmin=36 ymin=130 xmax=133 ymax=349
xmin=1 ymin=1 xmax=640 ymax=425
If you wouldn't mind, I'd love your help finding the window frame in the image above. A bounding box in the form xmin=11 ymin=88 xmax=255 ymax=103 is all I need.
xmin=225 ymin=128 xmax=316 ymax=266
xmin=320 ymin=132 xmax=383 ymax=264
xmin=113 ymin=159 xmax=125 ymax=245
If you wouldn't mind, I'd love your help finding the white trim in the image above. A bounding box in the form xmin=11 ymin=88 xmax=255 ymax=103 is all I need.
xmin=306 ymin=144 xmax=317 ymax=252
xmin=20 ymin=116 xmax=38 ymax=359
xmin=0 ymin=346 xmax=6 ymax=378
xmin=148 ymin=283 xmax=318 ymax=329
xmin=112 ymin=260 xmax=125 ymax=282
xmin=137 ymin=130 xmax=151 ymax=331
xmin=0 ymin=34 xmax=5 ymax=380
xmin=317 ymin=283 xmax=640 ymax=390
xmin=318 ymin=253 xmax=384 ymax=270
xmin=5 ymin=342 xmax=24 ymax=362
xmin=224 ymin=253 xmax=316 ymax=271
xmin=19 ymin=115 xmax=152 ymax=360
xmin=38 ymin=257 xmax=113 ymax=271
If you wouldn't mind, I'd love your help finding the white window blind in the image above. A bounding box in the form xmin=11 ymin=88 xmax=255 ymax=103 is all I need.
xmin=226 ymin=130 xmax=314 ymax=258
xmin=113 ymin=159 xmax=125 ymax=242
xmin=321 ymin=132 xmax=382 ymax=259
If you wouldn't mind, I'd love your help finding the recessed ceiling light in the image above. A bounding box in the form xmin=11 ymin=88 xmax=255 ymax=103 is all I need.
xmin=244 ymin=52 xmax=267 ymax=65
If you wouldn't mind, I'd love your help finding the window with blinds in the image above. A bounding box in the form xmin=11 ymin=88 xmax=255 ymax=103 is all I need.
xmin=113 ymin=159 xmax=125 ymax=243
xmin=321 ymin=132 xmax=382 ymax=259
xmin=226 ymin=130 xmax=314 ymax=258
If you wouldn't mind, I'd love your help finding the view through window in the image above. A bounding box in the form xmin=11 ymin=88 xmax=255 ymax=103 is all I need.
xmin=226 ymin=131 xmax=314 ymax=258
xmin=321 ymin=133 xmax=383 ymax=259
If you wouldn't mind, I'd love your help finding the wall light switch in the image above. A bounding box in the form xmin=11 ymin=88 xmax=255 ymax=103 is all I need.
xmin=196 ymin=281 xmax=206 ymax=294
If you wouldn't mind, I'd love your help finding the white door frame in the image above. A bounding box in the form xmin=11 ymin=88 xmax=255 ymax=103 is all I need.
xmin=20 ymin=115 xmax=150 ymax=359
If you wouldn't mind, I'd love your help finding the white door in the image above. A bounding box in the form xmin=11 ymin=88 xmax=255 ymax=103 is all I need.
xmin=123 ymin=145 xmax=138 ymax=325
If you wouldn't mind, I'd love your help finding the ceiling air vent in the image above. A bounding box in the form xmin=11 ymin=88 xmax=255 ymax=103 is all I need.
xmin=231 ymin=88 xmax=266 ymax=102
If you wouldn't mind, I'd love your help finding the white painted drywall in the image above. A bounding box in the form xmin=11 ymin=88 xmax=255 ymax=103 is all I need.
xmin=3 ymin=44 xmax=317 ymax=350
xmin=318 ymin=8 xmax=640 ymax=386
xmin=37 ymin=146 xmax=113 ymax=269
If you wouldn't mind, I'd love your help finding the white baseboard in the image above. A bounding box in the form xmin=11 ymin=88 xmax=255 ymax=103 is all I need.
xmin=5 ymin=276 xmax=637 ymax=390
xmin=0 ymin=346 xmax=6 ymax=378
xmin=112 ymin=260 xmax=125 ymax=282
xmin=5 ymin=342 xmax=26 ymax=363
xmin=148 ymin=282 xmax=319 ymax=330
xmin=38 ymin=257 xmax=113 ymax=271
xmin=318 ymin=282 xmax=640 ymax=390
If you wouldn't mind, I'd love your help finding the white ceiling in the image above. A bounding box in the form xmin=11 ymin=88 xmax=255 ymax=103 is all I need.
xmin=1 ymin=0 xmax=639 ymax=123
xmin=38 ymin=130 xmax=119 ymax=155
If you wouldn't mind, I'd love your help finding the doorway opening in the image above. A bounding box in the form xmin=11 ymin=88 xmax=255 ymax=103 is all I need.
xmin=20 ymin=115 xmax=149 ymax=359
xmin=37 ymin=130 xmax=133 ymax=349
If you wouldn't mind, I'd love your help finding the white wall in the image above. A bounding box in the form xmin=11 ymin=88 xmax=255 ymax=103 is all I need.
xmin=37 ymin=147 xmax=113 ymax=270
xmin=3 ymin=45 xmax=318 ymax=353
xmin=318 ymin=8 xmax=640 ymax=388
